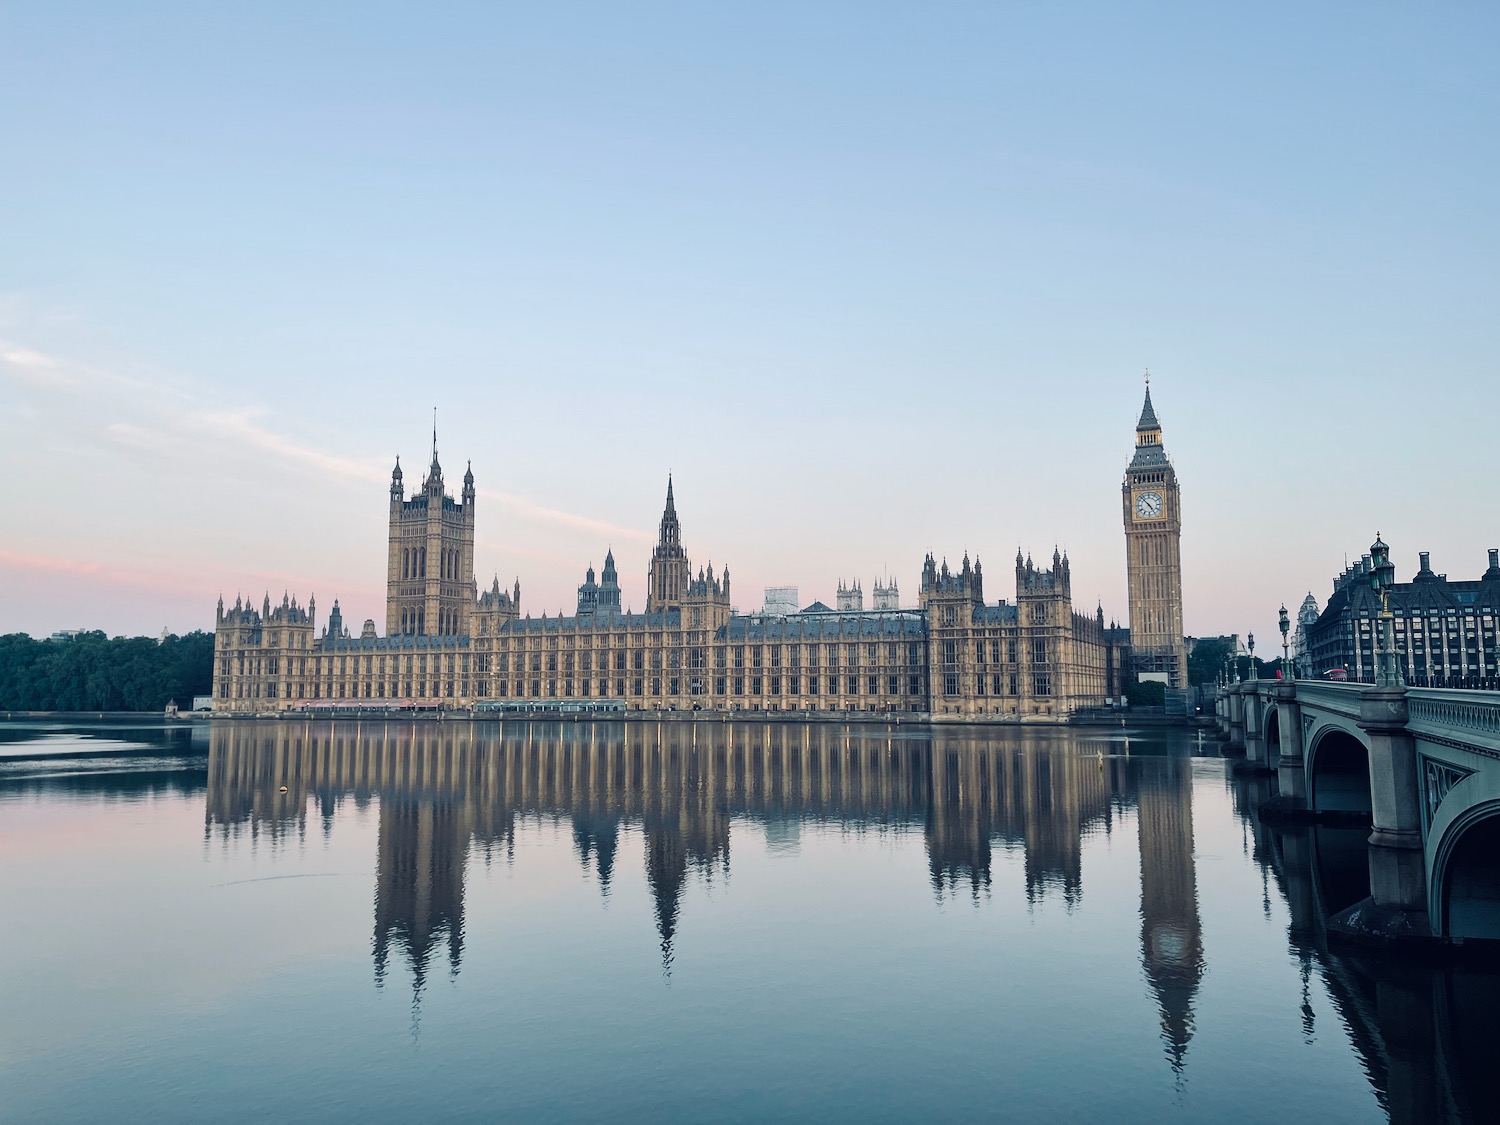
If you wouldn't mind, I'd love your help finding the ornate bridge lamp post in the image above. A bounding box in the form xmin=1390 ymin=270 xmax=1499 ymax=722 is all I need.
xmin=1370 ymin=535 xmax=1401 ymax=688
xmin=1326 ymin=532 xmax=1427 ymax=942
xmin=1272 ymin=602 xmax=1305 ymax=802
xmin=1247 ymin=633 xmax=1257 ymax=681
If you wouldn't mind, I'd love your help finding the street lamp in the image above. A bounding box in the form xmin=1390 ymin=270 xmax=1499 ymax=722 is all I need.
xmin=1370 ymin=533 xmax=1401 ymax=688
xmin=1279 ymin=604 xmax=1293 ymax=680
xmin=1247 ymin=632 xmax=1257 ymax=681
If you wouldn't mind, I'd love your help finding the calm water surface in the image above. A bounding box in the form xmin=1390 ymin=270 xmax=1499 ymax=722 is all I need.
xmin=1 ymin=718 xmax=1496 ymax=1124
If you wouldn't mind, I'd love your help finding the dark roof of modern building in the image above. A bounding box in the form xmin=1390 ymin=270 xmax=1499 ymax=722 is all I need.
xmin=721 ymin=611 xmax=926 ymax=641
xmin=497 ymin=609 xmax=683 ymax=633
xmin=1310 ymin=568 xmax=1500 ymax=633
xmin=319 ymin=632 xmax=472 ymax=653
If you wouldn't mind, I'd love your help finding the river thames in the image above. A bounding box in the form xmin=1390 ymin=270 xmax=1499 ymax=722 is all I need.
xmin=1 ymin=718 xmax=1495 ymax=1123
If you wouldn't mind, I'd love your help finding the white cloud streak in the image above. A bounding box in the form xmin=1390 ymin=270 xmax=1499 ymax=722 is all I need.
xmin=2 ymin=336 xmax=642 ymax=538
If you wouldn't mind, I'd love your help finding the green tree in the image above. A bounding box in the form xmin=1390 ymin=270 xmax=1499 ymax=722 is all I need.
xmin=1187 ymin=636 xmax=1236 ymax=685
xmin=0 ymin=631 xmax=214 ymax=712
xmin=1125 ymin=680 xmax=1166 ymax=707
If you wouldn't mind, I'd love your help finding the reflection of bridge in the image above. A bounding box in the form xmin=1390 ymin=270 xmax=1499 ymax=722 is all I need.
xmin=1228 ymin=763 xmax=1500 ymax=1124
xmin=1218 ymin=679 xmax=1500 ymax=943
xmin=204 ymin=719 xmax=1204 ymax=1071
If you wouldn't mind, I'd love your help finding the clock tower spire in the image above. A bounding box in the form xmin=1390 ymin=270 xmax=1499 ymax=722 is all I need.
xmin=1123 ymin=372 xmax=1187 ymax=689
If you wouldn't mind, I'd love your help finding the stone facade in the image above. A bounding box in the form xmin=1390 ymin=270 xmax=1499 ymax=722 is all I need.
xmin=1304 ymin=547 xmax=1500 ymax=686
xmin=1123 ymin=380 xmax=1187 ymax=688
xmin=385 ymin=435 xmax=476 ymax=639
xmin=214 ymin=396 xmax=1175 ymax=719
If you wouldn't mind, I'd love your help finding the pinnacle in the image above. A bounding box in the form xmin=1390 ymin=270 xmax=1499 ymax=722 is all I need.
xmin=1136 ymin=382 xmax=1160 ymax=431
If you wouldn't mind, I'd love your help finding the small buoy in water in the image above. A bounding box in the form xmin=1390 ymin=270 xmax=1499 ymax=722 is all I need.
xmin=279 ymin=785 xmax=289 ymax=793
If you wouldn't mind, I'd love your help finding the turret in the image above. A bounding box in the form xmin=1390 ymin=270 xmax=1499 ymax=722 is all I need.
xmin=647 ymin=475 xmax=691 ymax=613
xmin=390 ymin=456 xmax=404 ymax=505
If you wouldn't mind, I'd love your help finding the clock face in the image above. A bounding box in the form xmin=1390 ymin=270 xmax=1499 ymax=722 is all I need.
xmin=1135 ymin=491 xmax=1164 ymax=519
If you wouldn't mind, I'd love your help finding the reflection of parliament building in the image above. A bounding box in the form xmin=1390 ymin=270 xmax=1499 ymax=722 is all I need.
xmin=204 ymin=719 xmax=1206 ymax=1071
xmin=211 ymin=387 xmax=1189 ymax=717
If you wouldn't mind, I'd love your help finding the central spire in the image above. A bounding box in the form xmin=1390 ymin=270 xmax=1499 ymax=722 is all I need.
xmin=1137 ymin=373 xmax=1160 ymax=432
xmin=657 ymin=474 xmax=680 ymax=549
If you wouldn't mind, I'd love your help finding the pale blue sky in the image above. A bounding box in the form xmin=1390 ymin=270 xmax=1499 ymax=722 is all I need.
xmin=2 ymin=2 xmax=1496 ymax=644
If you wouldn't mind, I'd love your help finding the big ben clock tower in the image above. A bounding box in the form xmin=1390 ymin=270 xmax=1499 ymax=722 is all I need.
xmin=1123 ymin=375 xmax=1187 ymax=688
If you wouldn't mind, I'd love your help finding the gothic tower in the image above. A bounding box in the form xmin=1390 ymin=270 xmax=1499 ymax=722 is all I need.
xmin=646 ymin=476 xmax=692 ymax=614
xmin=1136 ymin=755 xmax=1204 ymax=1074
xmin=386 ymin=424 xmax=477 ymax=637
xmin=1123 ymin=379 xmax=1187 ymax=688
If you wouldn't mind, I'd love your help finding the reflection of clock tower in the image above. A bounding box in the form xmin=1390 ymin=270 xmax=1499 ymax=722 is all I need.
xmin=1123 ymin=377 xmax=1187 ymax=688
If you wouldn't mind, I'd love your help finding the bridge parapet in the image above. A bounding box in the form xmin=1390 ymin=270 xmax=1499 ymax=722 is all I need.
xmin=1286 ymin=680 xmax=1363 ymax=717
xmin=1405 ymin=688 xmax=1500 ymax=758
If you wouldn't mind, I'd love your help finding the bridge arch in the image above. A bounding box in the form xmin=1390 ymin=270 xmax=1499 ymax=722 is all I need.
xmin=1431 ymin=802 xmax=1500 ymax=941
xmin=1306 ymin=725 xmax=1372 ymax=815
xmin=1263 ymin=703 xmax=1281 ymax=763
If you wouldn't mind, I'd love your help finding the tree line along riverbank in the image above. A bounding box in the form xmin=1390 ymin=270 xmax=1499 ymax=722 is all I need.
xmin=0 ymin=632 xmax=213 ymax=712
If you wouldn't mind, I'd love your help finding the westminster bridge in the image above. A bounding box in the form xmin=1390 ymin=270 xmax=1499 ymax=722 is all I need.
xmin=1218 ymin=678 xmax=1500 ymax=945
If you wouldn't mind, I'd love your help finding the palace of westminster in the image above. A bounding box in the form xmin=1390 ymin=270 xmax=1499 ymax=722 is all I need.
xmin=212 ymin=386 xmax=1188 ymax=719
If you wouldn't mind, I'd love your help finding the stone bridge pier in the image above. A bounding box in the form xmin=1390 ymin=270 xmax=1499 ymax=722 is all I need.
xmin=1243 ymin=684 xmax=1268 ymax=768
xmin=1342 ymin=688 xmax=1430 ymax=941
xmin=1273 ymin=679 xmax=1306 ymax=803
xmin=1224 ymin=684 xmax=1246 ymax=752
